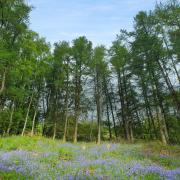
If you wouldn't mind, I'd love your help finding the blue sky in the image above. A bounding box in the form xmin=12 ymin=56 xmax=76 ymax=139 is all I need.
xmin=28 ymin=0 xmax=163 ymax=47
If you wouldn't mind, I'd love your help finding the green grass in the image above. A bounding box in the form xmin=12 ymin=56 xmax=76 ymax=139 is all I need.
xmin=0 ymin=170 xmax=29 ymax=180
xmin=0 ymin=135 xmax=62 ymax=152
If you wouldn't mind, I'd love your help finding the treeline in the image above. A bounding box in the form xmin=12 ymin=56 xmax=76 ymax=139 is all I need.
xmin=0 ymin=0 xmax=179 ymax=144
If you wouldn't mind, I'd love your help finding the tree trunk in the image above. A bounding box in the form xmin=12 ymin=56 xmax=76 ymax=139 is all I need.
xmin=0 ymin=69 xmax=6 ymax=95
xmin=63 ymin=60 xmax=69 ymax=143
xmin=89 ymin=112 xmax=94 ymax=141
xmin=31 ymin=109 xmax=37 ymax=136
xmin=74 ymin=108 xmax=79 ymax=143
xmin=7 ymin=101 xmax=14 ymax=135
xmin=63 ymin=102 xmax=68 ymax=142
xmin=156 ymin=106 xmax=167 ymax=145
xmin=108 ymin=93 xmax=117 ymax=139
xmin=117 ymin=70 xmax=129 ymax=140
xmin=95 ymin=67 xmax=102 ymax=145
xmin=53 ymin=121 xmax=57 ymax=140
xmin=21 ymin=93 xmax=33 ymax=136
xmin=106 ymin=103 xmax=112 ymax=140
xmin=122 ymin=68 xmax=131 ymax=141
xmin=73 ymin=68 xmax=81 ymax=143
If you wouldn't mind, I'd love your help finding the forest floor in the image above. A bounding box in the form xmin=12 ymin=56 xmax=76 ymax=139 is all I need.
xmin=0 ymin=136 xmax=180 ymax=180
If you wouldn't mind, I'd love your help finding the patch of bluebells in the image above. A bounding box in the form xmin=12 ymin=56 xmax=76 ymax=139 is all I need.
xmin=0 ymin=150 xmax=58 ymax=178
xmin=0 ymin=162 xmax=27 ymax=175
xmin=126 ymin=162 xmax=180 ymax=180
xmin=0 ymin=143 xmax=180 ymax=179
xmin=0 ymin=150 xmax=30 ymax=161
xmin=0 ymin=163 xmax=21 ymax=173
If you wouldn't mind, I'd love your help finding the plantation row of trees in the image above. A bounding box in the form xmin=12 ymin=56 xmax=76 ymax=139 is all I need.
xmin=0 ymin=0 xmax=179 ymax=144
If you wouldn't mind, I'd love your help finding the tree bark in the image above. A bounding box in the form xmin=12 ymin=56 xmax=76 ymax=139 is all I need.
xmin=53 ymin=121 xmax=57 ymax=140
xmin=7 ymin=101 xmax=14 ymax=135
xmin=89 ymin=112 xmax=94 ymax=141
xmin=106 ymin=103 xmax=112 ymax=140
xmin=63 ymin=57 xmax=70 ymax=142
xmin=73 ymin=66 xmax=81 ymax=143
xmin=21 ymin=93 xmax=33 ymax=136
xmin=31 ymin=109 xmax=37 ymax=136
xmin=156 ymin=106 xmax=167 ymax=145
xmin=0 ymin=69 xmax=6 ymax=95
xmin=63 ymin=104 xmax=68 ymax=142
xmin=122 ymin=68 xmax=131 ymax=141
xmin=95 ymin=67 xmax=102 ymax=145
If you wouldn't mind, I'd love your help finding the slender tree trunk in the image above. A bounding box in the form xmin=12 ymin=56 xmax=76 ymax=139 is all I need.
xmin=122 ymin=68 xmax=131 ymax=141
xmin=97 ymin=124 xmax=101 ymax=144
xmin=67 ymin=114 xmax=70 ymax=140
xmin=21 ymin=93 xmax=33 ymax=136
xmin=106 ymin=103 xmax=112 ymax=140
xmin=97 ymin=96 xmax=101 ymax=145
xmin=7 ymin=102 xmax=14 ymax=135
xmin=73 ymin=69 xmax=81 ymax=143
xmin=108 ymin=94 xmax=117 ymax=139
xmin=63 ymin=60 xmax=69 ymax=143
xmin=63 ymin=102 xmax=68 ymax=142
xmin=156 ymin=106 xmax=167 ymax=145
xmin=157 ymin=100 xmax=169 ymax=143
xmin=74 ymin=109 xmax=79 ymax=143
xmin=0 ymin=69 xmax=6 ymax=95
xmin=95 ymin=68 xmax=102 ymax=145
xmin=42 ymin=93 xmax=49 ymax=136
xmin=31 ymin=109 xmax=37 ymax=136
xmin=89 ymin=112 xmax=94 ymax=141
xmin=53 ymin=121 xmax=57 ymax=140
